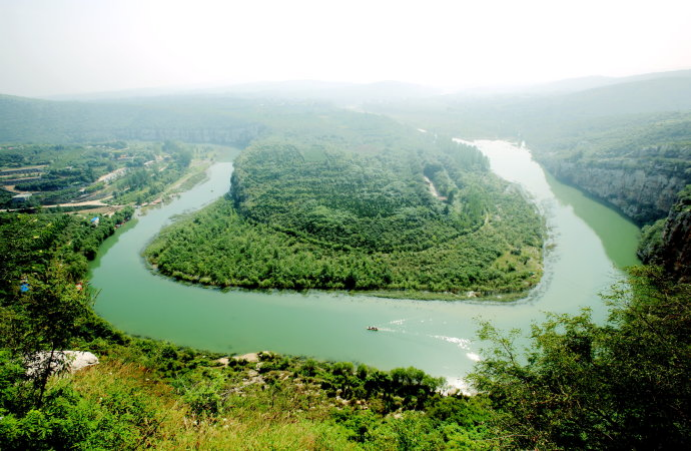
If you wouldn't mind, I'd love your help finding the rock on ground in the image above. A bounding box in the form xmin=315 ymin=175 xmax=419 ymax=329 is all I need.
xmin=25 ymin=351 xmax=99 ymax=377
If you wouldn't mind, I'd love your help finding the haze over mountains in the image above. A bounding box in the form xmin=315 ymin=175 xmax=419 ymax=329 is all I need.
xmin=1 ymin=69 xmax=689 ymax=145
xmin=41 ymin=69 xmax=691 ymax=103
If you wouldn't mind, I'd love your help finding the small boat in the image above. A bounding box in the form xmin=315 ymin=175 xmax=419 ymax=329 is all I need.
xmin=366 ymin=326 xmax=379 ymax=331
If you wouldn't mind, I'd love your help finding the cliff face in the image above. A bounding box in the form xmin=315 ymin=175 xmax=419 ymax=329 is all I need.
xmin=526 ymin=111 xmax=690 ymax=227
xmin=638 ymin=193 xmax=691 ymax=282
xmin=539 ymin=157 xmax=688 ymax=225
xmin=661 ymin=202 xmax=691 ymax=281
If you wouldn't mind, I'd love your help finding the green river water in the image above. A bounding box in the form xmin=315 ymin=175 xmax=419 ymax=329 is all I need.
xmin=90 ymin=140 xmax=640 ymax=389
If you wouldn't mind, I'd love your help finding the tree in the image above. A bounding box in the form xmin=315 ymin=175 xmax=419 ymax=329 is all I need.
xmin=1 ymin=261 xmax=93 ymax=410
xmin=0 ymin=214 xmax=93 ymax=410
xmin=469 ymin=266 xmax=690 ymax=449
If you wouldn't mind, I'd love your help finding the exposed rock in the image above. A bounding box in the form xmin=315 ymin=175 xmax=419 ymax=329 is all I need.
xmin=233 ymin=352 xmax=261 ymax=363
xmin=660 ymin=207 xmax=691 ymax=281
xmin=25 ymin=351 xmax=99 ymax=377
xmin=539 ymin=157 xmax=687 ymax=225
xmin=638 ymin=193 xmax=691 ymax=282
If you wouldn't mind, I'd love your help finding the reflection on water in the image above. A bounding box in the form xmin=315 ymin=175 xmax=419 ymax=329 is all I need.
xmin=91 ymin=141 xmax=639 ymax=385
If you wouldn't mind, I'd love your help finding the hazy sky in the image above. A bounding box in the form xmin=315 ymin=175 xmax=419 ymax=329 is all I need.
xmin=1 ymin=0 xmax=690 ymax=97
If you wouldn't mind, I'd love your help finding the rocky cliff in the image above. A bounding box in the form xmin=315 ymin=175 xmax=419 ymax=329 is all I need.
xmin=638 ymin=190 xmax=691 ymax=282
xmin=525 ymin=109 xmax=690 ymax=227
xmin=538 ymin=154 xmax=688 ymax=225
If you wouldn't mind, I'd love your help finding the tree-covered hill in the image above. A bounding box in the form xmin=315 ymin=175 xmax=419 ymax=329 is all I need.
xmin=367 ymin=70 xmax=690 ymax=137
xmin=230 ymin=137 xmax=489 ymax=253
xmin=0 ymin=93 xmax=263 ymax=146
xmin=146 ymin=111 xmax=544 ymax=298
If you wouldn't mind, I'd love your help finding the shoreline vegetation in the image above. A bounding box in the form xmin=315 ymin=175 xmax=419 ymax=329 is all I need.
xmin=144 ymin=112 xmax=545 ymax=301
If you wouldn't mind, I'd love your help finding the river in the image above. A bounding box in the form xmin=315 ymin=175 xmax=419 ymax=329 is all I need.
xmin=90 ymin=140 xmax=640 ymax=389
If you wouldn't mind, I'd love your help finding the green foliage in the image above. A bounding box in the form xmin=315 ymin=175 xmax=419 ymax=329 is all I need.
xmin=0 ymin=354 xmax=194 ymax=450
xmin=637 ymin=217 xmax=666 ymax=260
xmin=0 ymin=211 xmax=130 ymax=409
xmin=637 ymin=186 xmax=691 ymax=280
xmin=146 ymin=191 xmax=542 ymax=297
xmin=0 ymin=140 xmax=496 ymax=450
xmin=4 ymin=89 xmax=687 ymax=448
xmin=146 ymin=113 xmax=543 ymax=298
xmin=331 ymin=395 xmax=497 ymax=450
xmin=526 ymin=113 xmax=690 ymax=224
xmin=469 ymin=266 xmax=690 ymax=449
xmin=162 ymin=140 xmax=193 ymax=169
xmin=231 ymin=136 xmax=490 ymax=252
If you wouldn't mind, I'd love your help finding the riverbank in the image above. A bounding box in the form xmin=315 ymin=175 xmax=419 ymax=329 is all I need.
xmin=90 ymin=140 xmax=638 ymax=381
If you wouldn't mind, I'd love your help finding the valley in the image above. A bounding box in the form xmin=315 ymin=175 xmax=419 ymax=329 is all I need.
xmin=0 ymin=70 xmax=688 ymax=449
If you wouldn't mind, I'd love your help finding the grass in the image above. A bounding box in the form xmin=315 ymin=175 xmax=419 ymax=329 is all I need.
xmin=64 ymin=357 xmax=359 ymax=450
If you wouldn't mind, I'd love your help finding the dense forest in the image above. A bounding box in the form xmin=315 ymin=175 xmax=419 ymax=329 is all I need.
xmin=470 ymin=265 xmax=690 ymax=449
xmin=638 ymin=186 xmax=691 ymax=278
xmin=146 ymin=111 xmax=544 ymax=298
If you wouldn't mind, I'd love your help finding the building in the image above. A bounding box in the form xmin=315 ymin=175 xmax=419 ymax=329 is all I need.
xmin=11 ymin=193 xmax=32 ymax=205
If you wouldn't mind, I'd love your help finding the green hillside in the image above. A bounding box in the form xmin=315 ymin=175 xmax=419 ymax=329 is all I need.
xmin=0 ymin=94 xmax=262 ymax=146
xmin=145 ymin=111 xmax=544 ymax=298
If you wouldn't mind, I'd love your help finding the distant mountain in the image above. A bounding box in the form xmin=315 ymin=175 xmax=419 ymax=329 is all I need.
xmin=0 ymin=94 xmax=262 ymax=145
xmin=520 ymin=76 xmax=618 ymax=95
xmin=427 ymin=69 xmax=691 ymax=133
xmin=49 ymin=80 xmax=443 ymax=106
xmin=2 ymin=69 xmax=688 ymax=145
xmin=534 ymin=73 xmax=691 ymax=118
xmin=447 ymin=69 xmax=691 ymax=97
xmin=516 ymin=71 xmax=691 ymax=226
xmin=210 ymin=80 xmax=443 ymax=106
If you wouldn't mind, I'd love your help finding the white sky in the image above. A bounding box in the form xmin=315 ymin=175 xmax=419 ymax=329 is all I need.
xmin=0 ymin=0 xmax=690 ymax=97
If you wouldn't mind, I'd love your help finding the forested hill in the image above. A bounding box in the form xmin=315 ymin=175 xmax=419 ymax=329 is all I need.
xmin=515 ymin=72 xmax=690 ymax=124
xmin=0 ymin=94 xmax=263 ymax=146
xmin=146 ymin=110 xmax=545 ymax=297
xmin=230 ymin=136 xmax=489 ymax=253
